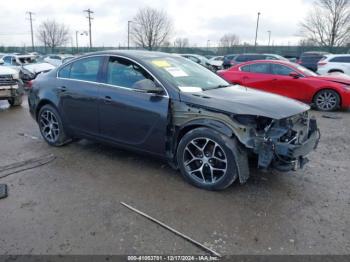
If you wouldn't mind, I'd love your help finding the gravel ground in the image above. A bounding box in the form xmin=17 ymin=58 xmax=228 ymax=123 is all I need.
xmin=0 ymin=97 xmax=349 ymax=255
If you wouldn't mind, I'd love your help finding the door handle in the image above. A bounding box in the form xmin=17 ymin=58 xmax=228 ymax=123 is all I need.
xmin=58 ymin=86 xmax=67 ymax=92
xmin=104 ymin=96 xmax=112 ymax=104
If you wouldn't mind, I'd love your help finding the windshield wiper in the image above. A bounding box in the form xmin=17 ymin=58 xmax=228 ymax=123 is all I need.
xmin=207 ymin=84 xmax=231 ymax=90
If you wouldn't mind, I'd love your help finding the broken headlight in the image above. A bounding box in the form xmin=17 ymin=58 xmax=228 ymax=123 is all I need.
xmin=233 ymin=115 xmax=273 ymax=132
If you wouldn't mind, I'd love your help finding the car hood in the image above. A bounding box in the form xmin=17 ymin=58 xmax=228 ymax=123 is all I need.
xmin=0 ymin=66 xmax=18 ymax=75
xmin=179 ymin=85 xmax=310 ymax=120
xmin=311 ymin=73 xmax=350 ymax=85
xmin=22 ymin=63 xmax=55 ymax=74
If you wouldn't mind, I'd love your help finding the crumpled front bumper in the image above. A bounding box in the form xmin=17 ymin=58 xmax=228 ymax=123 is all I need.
xmin=257 ymin=118 xmax=320 ymax=172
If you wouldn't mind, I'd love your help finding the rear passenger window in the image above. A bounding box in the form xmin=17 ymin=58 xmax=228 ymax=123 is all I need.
xmin=249 ymin=63 xmax=270 ymax=74
xmin=241 ymin=65 xmax=250 ymax=72
xmin=330 ymin=56 xmax=350 ymax=63
xmin=70 ymin=57 xmax=103 ymax=82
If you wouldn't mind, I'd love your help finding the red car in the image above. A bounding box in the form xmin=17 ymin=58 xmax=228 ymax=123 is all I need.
xmin=218 ymin=60 xmax=350 ymax=111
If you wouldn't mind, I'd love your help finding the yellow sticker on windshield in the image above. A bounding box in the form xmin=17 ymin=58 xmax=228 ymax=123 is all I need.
xmin=152 ymin=60 xmax=171 ymax=67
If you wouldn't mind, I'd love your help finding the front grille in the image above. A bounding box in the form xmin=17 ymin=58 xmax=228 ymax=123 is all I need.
xmin=0 ymin=74 xmax=17 ymax=86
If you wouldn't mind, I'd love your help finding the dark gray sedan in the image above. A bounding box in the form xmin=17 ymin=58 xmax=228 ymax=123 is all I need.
xmin=28 ymin=50 xmax=319 ymax=190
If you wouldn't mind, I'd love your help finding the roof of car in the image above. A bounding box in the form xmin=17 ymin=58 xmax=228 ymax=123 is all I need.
xmin=301 ymin=51 xmax=330 ymax=56
xmin=325 ymin=54 xmax=350 ymax=57
xmin=79 ymin=50 xmax=182 ymax=62
xmin=237 ymin=59 xmax=295 ymax=66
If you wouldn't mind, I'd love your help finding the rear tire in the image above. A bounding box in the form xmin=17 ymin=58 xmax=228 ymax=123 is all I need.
xmin=176 ymin=127 xmax=241 ymax=190
xmin=314 ymin=89 xmax=340 ymax=111
xmin=8 ymin=95 xmax=23 ymax=106
xmin=38 ymin=104 xmax=71 ymax=146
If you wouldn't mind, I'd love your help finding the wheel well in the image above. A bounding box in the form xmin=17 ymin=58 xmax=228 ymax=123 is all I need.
xmin=35 ymin=99 xmax=56 ymax=121
xmin=328 ymin=69 xmax=344 ymax=73
xmin=313 ymin=88 xmax=342 ymax=106
xmin=176 ymin=125 xmax=202 ymax=145
xmin=172 ymin=122 xmax=235 ymax=160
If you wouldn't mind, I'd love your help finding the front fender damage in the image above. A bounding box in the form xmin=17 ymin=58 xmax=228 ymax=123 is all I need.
xmin=167 ymin=101 xmax=320 ymax=184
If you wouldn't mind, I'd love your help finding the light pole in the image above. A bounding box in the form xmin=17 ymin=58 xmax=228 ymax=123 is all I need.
xmin=207 ymin=40 xmax=210 ymax=54
xmin=75 ymin=31 xmax=88 ymax=53
xmin=254 ymin=12 xmax=261 ymax=48
xmin=267 ymin=30 xmax=271 ymax=46
xmin=75 ymin=31 xmax=79 ymax=51
xmin=128 ymin=20 xmax=132 ymax=49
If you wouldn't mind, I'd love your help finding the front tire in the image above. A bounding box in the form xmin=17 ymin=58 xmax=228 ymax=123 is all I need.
xmin=38 ymin=104 xmax=70 ymax=146
xmin=8 ymin=95 xmax=23 ymax=106
xmin=176 ymin=127 xmax=240 ymax=190
xmin=314 ymin=89 xmax=340 ymax=111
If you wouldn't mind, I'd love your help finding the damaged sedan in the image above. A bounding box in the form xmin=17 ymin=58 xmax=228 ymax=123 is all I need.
xmin=28 ymin=51 xmax=320 ymax=190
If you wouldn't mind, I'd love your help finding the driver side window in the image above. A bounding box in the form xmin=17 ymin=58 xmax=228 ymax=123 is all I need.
xmin=271 ymin=64 xmax=296 ymax=76
xmin=106 ymin=57 xmax=155 ymax=89
xmin=3 ymin=56 xmax=13 ymax=65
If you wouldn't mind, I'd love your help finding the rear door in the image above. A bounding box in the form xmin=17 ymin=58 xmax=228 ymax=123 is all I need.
xmin=56 ymin=56 xmax=104 ymax=135
xmin=98 ymin=56 xmax=169 ymax=155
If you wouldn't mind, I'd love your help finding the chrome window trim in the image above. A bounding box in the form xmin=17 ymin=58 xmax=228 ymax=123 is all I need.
xmin=56 ymin=54 xmax=169 ymax=98
xmin=239 ymin=62 xmax=306 ymax=77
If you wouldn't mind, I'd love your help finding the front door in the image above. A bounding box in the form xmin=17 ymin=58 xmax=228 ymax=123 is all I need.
xmin=98 ymin=56 xmax=169 ymax=155
xmin=270 ymin=63 xmax=308 ymax=102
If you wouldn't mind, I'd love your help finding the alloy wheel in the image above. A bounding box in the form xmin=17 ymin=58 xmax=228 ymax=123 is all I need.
xmin=316 ymin=91 xmax=338 ymax=111
xmin=39 ymin=110 xmax=60 ymax=143
xmin=183 ymin=137 xmax=227 ymax=185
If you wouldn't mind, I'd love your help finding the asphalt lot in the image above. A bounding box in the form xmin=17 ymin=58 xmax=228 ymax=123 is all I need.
xmin=0 ymin=96 xmax=349 ymax=255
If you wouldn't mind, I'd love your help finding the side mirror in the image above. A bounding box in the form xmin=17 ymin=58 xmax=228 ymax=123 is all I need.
xmin=289 ymin=72 xmax=300 ymax=79
xmin=0 ymin=60 xmax=4 ymax=65
xmin=132 ymin=79 xmax=164 ymax=95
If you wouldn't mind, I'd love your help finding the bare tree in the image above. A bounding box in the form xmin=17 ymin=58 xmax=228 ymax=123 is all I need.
xmin=37 ymin=20 xmax=70 ymax=52
xmin=130 ymin=7 xmax=172 ymax=50
xmin=300 ymin=0 xmax=350 ymax=51
xmin=174 ymin=37 xmax=189 ymax=48
xmin=219 ymin=34 xmax=240 ymax=47
xmin=218 ymin=34 xmax=240 ymax=54
xmin=299 ymin=38 xmax=318 ymax=46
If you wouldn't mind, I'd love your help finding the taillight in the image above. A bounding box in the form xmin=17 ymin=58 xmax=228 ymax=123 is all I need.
xmin=318 ymin=62 xmax=327 ymax=66
xmin=26 ymin=80 xmax=33 ymax=89
xmin=296 ymin=59 xmax=302 ymax=64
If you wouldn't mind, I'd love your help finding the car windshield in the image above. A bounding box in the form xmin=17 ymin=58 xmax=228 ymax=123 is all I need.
xmin=18 ymin=56 xmax=38 ymax=64
xmin=146 ymin=56 xmax=230 ymax=91
xmin=293 ymin=64 xmax=318 ymax=76
xmin=273 ymin=55 xmax=289 ymax=61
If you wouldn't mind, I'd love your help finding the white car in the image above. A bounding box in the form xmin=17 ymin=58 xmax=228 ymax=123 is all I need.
xmin=44 ymin=54 xmax=75 ymax=67
xmin=209 ymin=56 xmax=224 ymax=68
xmin=0 ymin=66 xmax=24 ymax=106
xmin=180 ymin=54 xmax=222 ymax=71
xmin=0 ymin=54 xmax=54 ymax=83
xmin=317 ymin=54 xmax=350 ymax=75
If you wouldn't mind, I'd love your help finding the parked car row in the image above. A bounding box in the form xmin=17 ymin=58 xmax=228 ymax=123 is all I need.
xmin=222 ymin=53 xmax=289 ymax=69
xmin=0 ymin=54 xmax=54 ymax=84
xmin=0 ymin=52 xmax=76 ymax=106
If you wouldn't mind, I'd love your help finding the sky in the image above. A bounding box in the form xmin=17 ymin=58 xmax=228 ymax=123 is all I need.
xmin=0 ymin=0 xmax=315 ymax=47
